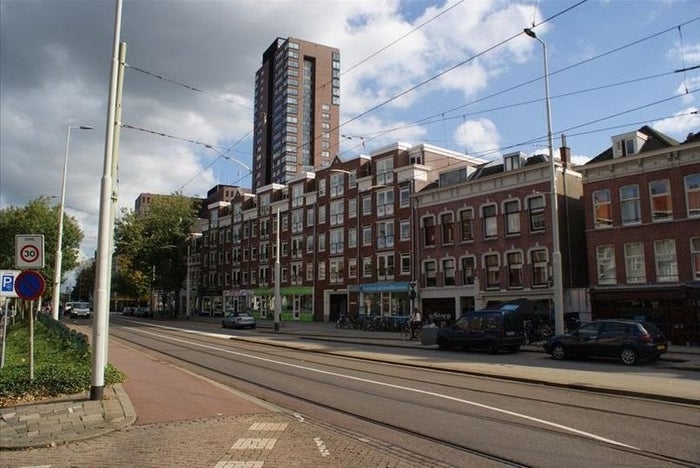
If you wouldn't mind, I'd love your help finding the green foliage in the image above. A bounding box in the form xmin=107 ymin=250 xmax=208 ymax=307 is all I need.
xmin=0 ymin=196 xmax=84 ymax=299
xmin=0 ymin=317 xmax=124 ymax=406
xmin=114 ymin=193 xmax=199 ymax=301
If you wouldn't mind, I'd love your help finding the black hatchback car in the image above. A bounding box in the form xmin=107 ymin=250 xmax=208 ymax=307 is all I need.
xmin=436 ymin=308 xmax=524 ymax=353
xmin=544 ymin=319 xmax=667 ymax=365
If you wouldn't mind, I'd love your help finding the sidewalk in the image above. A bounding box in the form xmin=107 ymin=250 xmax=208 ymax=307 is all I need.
xmin=2 ymin=318 xmax=698 ymax=453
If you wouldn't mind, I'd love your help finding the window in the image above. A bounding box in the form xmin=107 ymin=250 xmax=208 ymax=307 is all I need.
xmin=650 ymin=179 xmax=673 ymax=221
xmin=318 ymin=233 xmax=326 ymax=252
xmin=400 ymin=253 xmax=411 ymax=275
xmin=654 ymin=239 xmax=678 ymax=282
xmin=482 ymin=205 xmax=497 ymax=239
xmin=362 ymin=256 xmax=373 ymax=277
xmin=424 ymin=260 xmax=437 ymax=287
xmin=461 ymin=256 xmax=475 ymax=285
xmin=362 ymin=225 xmax=371 ymax=246
xmin=441 ymin=212 xmax=454 ymax=244
xmin=691 ymin=238 xmax=700 ymax=280
xmin=306 ymin=206 xmax=315 ymax=227
xmin=685 ymin=174 xmax=700 ymax=217
xmin=377 ymin=189 xmax=394 ymax=217
xmin=330 ymin=173 xmax=344 ymax=197
xmin=460 ymin=208 xmax=474 ymax=241
xmin=329 ymin=258 xmax=344 ymax=283
xmin=400 ymin=186 xmax=410 ymax=208
xmin=620 ymin=185 xmax=640 ymax=225
xmin=377 ymin=220 xmax=394 ymax=248
xmin=400 ymin=219 xmax=411 ymax=241
xmin=423 ymin=216 xmax=436 ymax=247
xmin=348 ymin=198 xmax=357 ymax=218
xmin=484 ymin=254 xmax=500 ymax=288
xmin=593 ymin=189 xmax=612 ymax=228
xmin=306 ymin=263 xmax=314 ymax=281
xmin=442 ymin=258 xmax=456 ymax=286
xmin=330 ymin=200 xmax=344 ymax=226
xmin=318 ymin=261 xmax=326 ymax=280
xmin=292 ymin=209 xmax=304 ymax=233
xmin=348 ymin=227 xmax=357 ymax=248
xmin=596 ymin=245 xmax=616 ymax=285
xmin=530 ymin=249 xmax=547 ymax=286
xmin=377 ymin=253 xmax=394 ymax=279
xmin=504 ymin=200 xmax=520 ymax=235
xmin=376 ymin=158 xmax=394 ymax=184
xmin=362 ymin=194 xmax=371 ymax=216
xmin=528 ymin=196 xmax=545 ymax=232
xmin=348 ymin=258 xmax=357 ymax=278
xmin=329 ymin=229 xmax=344 ymax=254
xmin=507 ymin=251 xmax=523 ymax=288
xmin=624 ymin=242 xmax=646 ymax=284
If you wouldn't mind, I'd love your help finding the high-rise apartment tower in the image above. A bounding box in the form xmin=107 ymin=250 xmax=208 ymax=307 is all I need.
xmin=253 ymin=37 xmax=340 ymax=189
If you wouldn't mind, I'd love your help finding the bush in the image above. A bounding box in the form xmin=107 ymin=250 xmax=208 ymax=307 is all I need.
xmin=0 ymin=316 xmax=124 ymax=406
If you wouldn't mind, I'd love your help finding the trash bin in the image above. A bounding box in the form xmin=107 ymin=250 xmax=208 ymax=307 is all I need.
xmin=421 ymin=324 xmax=438 ymax=345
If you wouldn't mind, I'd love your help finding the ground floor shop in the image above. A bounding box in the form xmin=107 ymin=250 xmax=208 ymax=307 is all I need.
xmin=590 ymin=283 xmax=700 ymax=345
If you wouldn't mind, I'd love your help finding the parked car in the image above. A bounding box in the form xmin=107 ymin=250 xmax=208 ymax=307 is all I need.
xmin=436 ymin=308 xmax=524 ymax=353
xmin=544 ymin=319 xmax=667 ymax=365
xmin=70 ymin=302 xmax=91 ymax=318
xmin=133 ymin=307 xmax=152 ymax=318
xmin=222 ymin=311 xmax=256 ymax=329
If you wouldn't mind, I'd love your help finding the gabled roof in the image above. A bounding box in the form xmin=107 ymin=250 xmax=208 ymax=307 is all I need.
xmin=586 ymin=125 xmax=680 ymax=164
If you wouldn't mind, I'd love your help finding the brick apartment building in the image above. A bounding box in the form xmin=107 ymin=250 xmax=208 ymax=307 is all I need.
xmin=580 ymin=126 xmax=700 ymax=344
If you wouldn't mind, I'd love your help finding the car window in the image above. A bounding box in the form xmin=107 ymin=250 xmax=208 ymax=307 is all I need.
xmin=470 ymin=315 xmax=484 ymax=331
xmin=455 ymin=315 xmax=470 ymax=331
xmin=600 ymin=322 xmax=627 ymax=337
xmin=484 ymin=314 xmax=500 ymax=331
xmin=641 ymin=321 xmax=662 ymax=335
xmin=577 ymin=323 xmax=598 ymax=338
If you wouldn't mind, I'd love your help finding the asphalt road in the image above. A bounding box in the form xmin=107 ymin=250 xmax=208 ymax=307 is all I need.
xmin=105 ymin=318 xmax=700 ymax=467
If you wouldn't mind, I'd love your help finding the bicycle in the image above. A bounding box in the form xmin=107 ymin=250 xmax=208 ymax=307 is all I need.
xmin=401 ymin=322 xmax=422 ymax=341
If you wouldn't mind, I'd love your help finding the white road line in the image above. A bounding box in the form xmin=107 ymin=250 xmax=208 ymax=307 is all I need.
xmin=214 ymin=462 xmax=264 ymax=468
xmin=127 ymin=325 xmax=640 ymax=450
xmin=231 ymin=438 xmax=277 ymax=450
xmin=314 ymin=437 xmax=330 ymax=457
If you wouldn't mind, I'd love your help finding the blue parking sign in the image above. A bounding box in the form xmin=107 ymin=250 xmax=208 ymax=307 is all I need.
xmin=0 ymin=270 xmax=20 ymax=298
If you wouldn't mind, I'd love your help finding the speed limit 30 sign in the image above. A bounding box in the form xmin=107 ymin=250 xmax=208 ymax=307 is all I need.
xmin=15 ymin=235 xmax=45 ymax=269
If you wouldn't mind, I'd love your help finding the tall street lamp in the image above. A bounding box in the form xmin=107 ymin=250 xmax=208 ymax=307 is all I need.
xmin=524 ymin=28 xmax=564 ymax=335
xmin=52 ymin=125 xmax=93 ymax=320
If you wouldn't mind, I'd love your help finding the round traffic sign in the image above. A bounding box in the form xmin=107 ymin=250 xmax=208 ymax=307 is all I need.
xmin=14 ymin=270 xmax=46 ymax=301
xmin=19 ymin=245 xmax=40 ymax=263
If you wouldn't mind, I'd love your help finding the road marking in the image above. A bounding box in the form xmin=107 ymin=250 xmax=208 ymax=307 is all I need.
xmin=127 ymin=325 xmax=641 ymax=450
xmin=249 ymin=422 xmax=288 ymax=431
xmin=231 ymin=438 xmax=276 ymax=450
xmin=314 ymin=437 xmax=330 ymax=457
xmin=214 ymin=462 xmax=263 ymax=468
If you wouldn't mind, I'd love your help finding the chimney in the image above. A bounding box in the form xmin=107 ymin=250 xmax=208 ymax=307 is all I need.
xmin=559 ymin=134 xmax=570 ymax=169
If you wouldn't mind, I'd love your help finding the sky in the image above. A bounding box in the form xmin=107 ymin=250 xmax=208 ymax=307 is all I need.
xmin=1 ymin=0 xmax=699 ymax=275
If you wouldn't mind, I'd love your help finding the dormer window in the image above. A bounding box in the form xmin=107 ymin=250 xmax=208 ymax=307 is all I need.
xmin=612 ymin=131 xmax=648 ymax=158
xmin=503 ymin=152 xmax=525 ymax=171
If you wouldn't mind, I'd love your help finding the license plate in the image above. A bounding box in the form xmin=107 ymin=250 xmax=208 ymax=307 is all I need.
xmin=656 ymin=344 xmax=666 ymax=351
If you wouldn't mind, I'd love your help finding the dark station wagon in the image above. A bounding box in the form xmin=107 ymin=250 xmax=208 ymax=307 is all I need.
xmin=436 ymin=308 xmax=525 ymax=353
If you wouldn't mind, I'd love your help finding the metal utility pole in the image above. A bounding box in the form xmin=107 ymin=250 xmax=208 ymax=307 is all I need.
xmin=274 ymin=208 xmax=281 ymax=332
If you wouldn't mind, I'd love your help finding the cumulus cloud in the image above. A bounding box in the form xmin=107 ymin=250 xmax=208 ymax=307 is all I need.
xmin=453 ymin=118 xmax=501 ymax=159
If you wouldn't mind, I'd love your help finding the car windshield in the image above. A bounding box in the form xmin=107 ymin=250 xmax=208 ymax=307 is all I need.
xmin=73 ymin=302 xmax=90 ymax=309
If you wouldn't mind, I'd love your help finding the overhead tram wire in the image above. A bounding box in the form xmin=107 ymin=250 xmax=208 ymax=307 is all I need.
xmin=119 ymin=123 xmax=253 ymax=191
xmin=334 ymin=0 xmax=590 ymax=132
xmin=356 ymin=68 xmax=692 ymax=140
xmin=335 ymin=16 xmax=699 ymax=158
xmin=459 ymin=92 xmax=699 ymax=160
xmin=125 ymin=64 xmax=253 ymax=110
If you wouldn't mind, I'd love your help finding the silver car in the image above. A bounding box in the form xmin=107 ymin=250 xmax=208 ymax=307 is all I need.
xmin=70 ymin=302 xmax=91 ymax=318
xmin=222 ymin=311 xmax=256 ymax=329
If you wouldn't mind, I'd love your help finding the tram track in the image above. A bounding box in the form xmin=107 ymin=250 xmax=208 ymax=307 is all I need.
xmin=106 ymin=321 xmax=700 ymax=467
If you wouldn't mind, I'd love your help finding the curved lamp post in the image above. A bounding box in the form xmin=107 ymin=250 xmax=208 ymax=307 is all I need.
xmin=52 ymin=125 xmax=93 ymax=320
xmin=524 ymin=27 xmax=564 ymax=335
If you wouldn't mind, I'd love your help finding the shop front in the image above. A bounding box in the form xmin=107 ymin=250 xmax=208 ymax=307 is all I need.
xmin=251 ymin=286 xmax=314 ymax=321
xmin=354 ymin=282 xmax=412 ymax=317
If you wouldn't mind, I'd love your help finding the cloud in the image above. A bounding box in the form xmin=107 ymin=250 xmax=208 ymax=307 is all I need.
xmin=652 ymin=107 xmax=700 ymax=138
xmin=453 ymin=118 xmax=501 ymax=158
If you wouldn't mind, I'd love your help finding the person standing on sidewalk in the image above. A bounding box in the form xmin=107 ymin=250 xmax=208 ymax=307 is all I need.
xmin=409 ymin=307 xmax=422 ymax=339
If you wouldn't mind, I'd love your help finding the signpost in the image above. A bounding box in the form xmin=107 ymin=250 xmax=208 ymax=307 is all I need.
xmin=0 ymin=270 xmax=21 ymax=369
xmin=15 ymin=235 xmax=45 ymax=269
xmin=13 ymin=270 xmax=46 ymax=380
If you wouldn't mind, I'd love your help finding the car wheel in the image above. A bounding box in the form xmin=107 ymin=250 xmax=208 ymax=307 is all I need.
xmin=437 ymin=337 xmax=449 ymax=351
xmin=551 ymin=343 xmax=567 ymax=360
xmin=221 ymin=322 xmax=226 ymax=328
xmin=508 ymin=345 xmax=520 ymax=353
xmin=619 ymin=347 xmax=638 ymax=365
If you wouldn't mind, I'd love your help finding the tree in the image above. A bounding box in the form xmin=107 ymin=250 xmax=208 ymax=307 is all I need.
xmin=0 ymin=196 xmax=84 ymax=300
xmin=71 ymin=259 xmax=96 ymax=301
xmin=114 ymin=193 xmax=200 ymax=316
